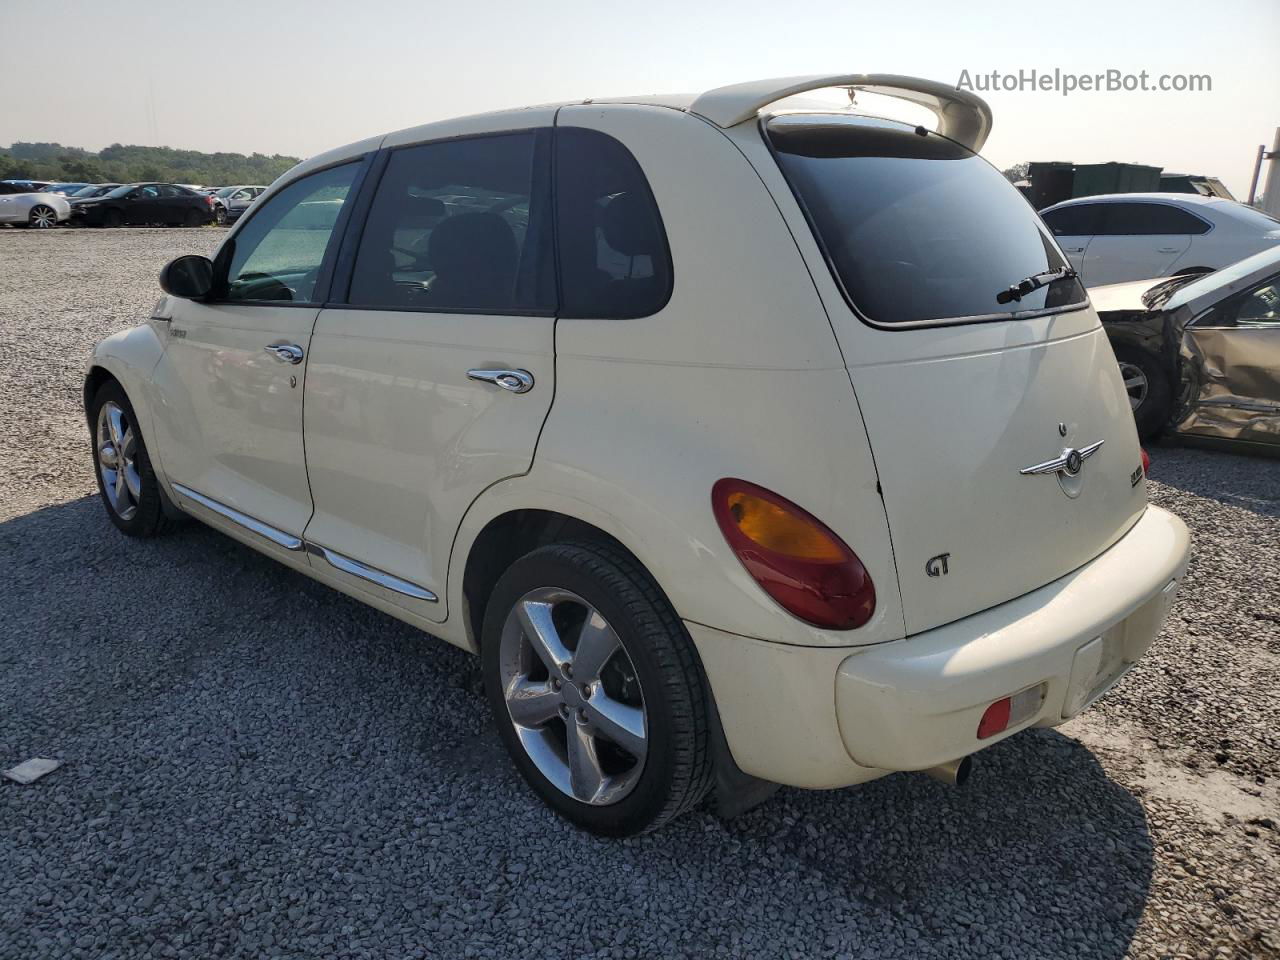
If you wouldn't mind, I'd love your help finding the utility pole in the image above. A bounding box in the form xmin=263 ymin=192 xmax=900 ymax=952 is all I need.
xmin=1247 ymin=127 xmax=1280 ymax=215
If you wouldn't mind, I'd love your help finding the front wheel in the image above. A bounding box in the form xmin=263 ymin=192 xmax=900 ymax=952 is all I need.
xmin=213 ymin=206 xmax=227 ymax=226
xmin=28 ymin=205 xmax=58 ymax=228
xmin=482 ymin=541 xmax=713 ymax=836
xmin=89 ymin=381 xmax=174 ymax=537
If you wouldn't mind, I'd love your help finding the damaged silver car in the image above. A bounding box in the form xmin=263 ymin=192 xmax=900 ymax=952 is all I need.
xmin=1091 ymin=247 xmax=1280 ymax=452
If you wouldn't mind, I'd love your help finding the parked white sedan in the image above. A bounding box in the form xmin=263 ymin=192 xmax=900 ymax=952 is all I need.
xmin=0 ymin=188 xmax=71 ymax=228
xmin=1041 ymin=193 xmax=1280 ymax=286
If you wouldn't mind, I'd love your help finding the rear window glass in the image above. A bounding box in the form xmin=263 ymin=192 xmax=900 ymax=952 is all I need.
xmin=767 ymin=116 xmax=1084 ymax=326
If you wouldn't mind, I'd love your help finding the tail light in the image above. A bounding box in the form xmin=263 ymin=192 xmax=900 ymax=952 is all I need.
xmin=1140 ymin=447 xmax=1151 ymax=476
xmin=205 ymin=195 xmax=215 ymax=208
xmin=711 ymin=478 xmax=875 ymax=630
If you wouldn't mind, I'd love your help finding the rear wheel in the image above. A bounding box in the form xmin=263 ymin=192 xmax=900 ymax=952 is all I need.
xmin=27 ymin=205 xmax=57 ymax=228
xmin=1114 ymin=345 xmax=1172 ymax=440
xmin=89 ymin=381 xmax=173 ymax=537
xmin=482 ymin=541 xmax=713 ymax=836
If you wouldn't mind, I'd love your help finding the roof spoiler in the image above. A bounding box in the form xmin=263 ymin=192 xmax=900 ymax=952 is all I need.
xmin=689 ymin=74 xmax=993 ymax=152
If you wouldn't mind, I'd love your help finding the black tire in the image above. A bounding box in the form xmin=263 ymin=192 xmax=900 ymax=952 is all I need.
xmin=481 ymin=540 xmax=714 ymax=836
xmin=88 ymin=380 xmax=174 ymax=538
xmin=1114 ymin=345 xmax=1173 ymax=440
xmin=214 ymin=206 xmax=228 ymax=226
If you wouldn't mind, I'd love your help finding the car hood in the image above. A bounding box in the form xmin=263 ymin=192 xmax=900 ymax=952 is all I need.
xmin=1088 ymin=278 xmax=1162 ymax=315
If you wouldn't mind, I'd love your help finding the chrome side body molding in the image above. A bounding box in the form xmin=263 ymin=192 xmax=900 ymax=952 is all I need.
xmin=172 ymin=483 xmax=304 ymax=551
xmin=305 ymin=543 xmax=438 ymax=602
xmin=170 ymin=484 xmax=437 ymax=602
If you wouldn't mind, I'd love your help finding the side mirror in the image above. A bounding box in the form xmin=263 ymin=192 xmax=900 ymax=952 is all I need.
xmin=159 ymin=255 xmax=214 ymax=300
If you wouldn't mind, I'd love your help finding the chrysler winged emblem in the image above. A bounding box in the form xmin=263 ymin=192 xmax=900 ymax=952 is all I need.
xmin=1019 ymin=440 xmax=1105 ymax=478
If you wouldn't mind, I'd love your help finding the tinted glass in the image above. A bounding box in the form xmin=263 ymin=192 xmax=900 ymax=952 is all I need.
xmin=348 ymin=133 xmax=551 ymax=312
xmin=1041 ymin=204 xmax=1103 ymax=236
xmin=220 ymin=162 xmax=358 ymax=303
xmin=1098 ymin=203 xmax=1209 ymax=235
xmin=768 ymin=116 xmax=1084 ymax=325
xmin=555 ymin=127 xmax=672 ymax=319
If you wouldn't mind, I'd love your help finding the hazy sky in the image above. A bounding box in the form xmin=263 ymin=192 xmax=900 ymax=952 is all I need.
xmin=4 ymin=0 xmax=1277 ymax=195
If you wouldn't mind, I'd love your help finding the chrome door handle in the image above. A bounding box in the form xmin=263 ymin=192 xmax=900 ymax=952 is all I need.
xmin=1157 ymin=246 xmax=1179 ymax=253
xmin=467 ymin=368 xmax=534 ymax=394
xmin=264 ymin=343 xmax=304 ymax=364
xmin=1063 ymin=247 xmax=1085 ymax=253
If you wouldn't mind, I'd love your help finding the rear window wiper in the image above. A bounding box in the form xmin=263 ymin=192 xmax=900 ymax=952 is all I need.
xmin=996 ymin=266 xmax=1078 ymax=305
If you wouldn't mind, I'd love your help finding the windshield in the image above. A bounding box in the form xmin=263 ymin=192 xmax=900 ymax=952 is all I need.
xmin=104 ymin=184 xmax=139 ymax=199
xmin=44 ymin=183 xmax=87 ymax=195
xmin=767 ymin=115 xmax=1085 ymax=326
xmin=217 ymin=186 xmax=241 ymax=198
xmin=72 ymin=184 xmax=116 ymax=198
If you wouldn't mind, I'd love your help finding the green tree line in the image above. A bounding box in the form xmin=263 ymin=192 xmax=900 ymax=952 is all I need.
xmin=0 ymin=142 xmax=302 ymax=187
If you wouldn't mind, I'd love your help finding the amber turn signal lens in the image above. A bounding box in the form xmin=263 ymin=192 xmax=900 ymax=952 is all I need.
xmin=724 ymin=491 xmax=846 ymax=562
xmin=712 ymin=478 xmax=875 ymax=630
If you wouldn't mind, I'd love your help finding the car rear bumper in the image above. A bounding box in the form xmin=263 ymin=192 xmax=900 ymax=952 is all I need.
xmin=688 ymin=504 xmax=1190 ymax=789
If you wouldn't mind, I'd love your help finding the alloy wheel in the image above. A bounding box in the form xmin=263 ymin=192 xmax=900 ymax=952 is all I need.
xmin=498 ymin=587 xmax=647 ymax=806
xmin=96 ymin=401 xmax=141 ymax=521
xmin=1118 ymin=361 xmax=1149 ymax=411
xmin=29 ymin=205 xmax=57 ymax=228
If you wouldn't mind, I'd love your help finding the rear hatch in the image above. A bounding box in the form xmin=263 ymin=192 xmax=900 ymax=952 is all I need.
xmin=765 ymin=115 xmax=1149 ymax=635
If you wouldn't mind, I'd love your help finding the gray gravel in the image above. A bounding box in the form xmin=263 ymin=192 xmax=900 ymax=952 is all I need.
xmin=1 ymin=228 xmax=1278 ymax=960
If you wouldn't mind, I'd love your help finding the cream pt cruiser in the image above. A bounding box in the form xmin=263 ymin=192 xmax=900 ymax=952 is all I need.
xmin=85 ymin=74 xmax=1191 ymax=835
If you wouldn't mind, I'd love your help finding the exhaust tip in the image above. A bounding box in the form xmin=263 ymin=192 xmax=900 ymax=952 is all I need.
xmin=924 ymin=756 xmax=973 ymax=787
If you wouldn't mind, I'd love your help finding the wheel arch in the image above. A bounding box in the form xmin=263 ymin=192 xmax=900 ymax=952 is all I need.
xmin=456 ymin=502 xmax=658 ymax=655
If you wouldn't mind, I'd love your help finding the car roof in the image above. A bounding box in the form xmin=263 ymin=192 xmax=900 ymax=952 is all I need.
xmin=1045 ymin=192 xmax=1225 ymax=210
xmin=279 ymin=73 xmax=993 ymax=187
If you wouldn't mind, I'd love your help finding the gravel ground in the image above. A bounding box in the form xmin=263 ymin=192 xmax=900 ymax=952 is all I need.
xmin=1 ymin=228 xmax=1278 ymax=960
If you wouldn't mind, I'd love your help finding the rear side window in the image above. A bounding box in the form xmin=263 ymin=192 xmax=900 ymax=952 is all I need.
xmin=555 ymin=127 xmax=672 ymax=319
xmin=1041 ymin=204 xmax=1103 ymax=236
xmin=1097 ymin=203 xmax=1210 ymax=235
xmin=347 ymin=132 xmax=554 ymax=313
xmin=767 ymin=115 xmax=1084 ymax=326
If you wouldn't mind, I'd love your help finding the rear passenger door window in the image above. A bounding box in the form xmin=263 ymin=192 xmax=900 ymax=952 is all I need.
xmin=555 ymin=127 xmax=672 ymax=318
xmin=346 ymin=132 xmax=554 ymax=312
xmin=1098 ymin=203 xmax=1210 ymax=235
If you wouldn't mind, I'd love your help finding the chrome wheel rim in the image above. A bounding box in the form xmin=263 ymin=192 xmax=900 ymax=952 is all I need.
xmin=30 ymin=205 xmax=56 ymax=228
xmin=499 ymin=587 xmax=647 ymax=806
xmin=1119 ymin=361 xmax=1148 ymax=411
xmin=96 ymin=401 xmax=141 ymax=520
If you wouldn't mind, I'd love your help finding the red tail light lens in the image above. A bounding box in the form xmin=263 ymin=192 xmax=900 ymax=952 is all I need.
xmin=1140 ymin=447 xmax=1150 ymax=476
xmin=711 ymin=478 xmax=875 ymax=630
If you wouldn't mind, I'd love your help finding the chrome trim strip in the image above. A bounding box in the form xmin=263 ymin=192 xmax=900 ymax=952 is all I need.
xmin=1019 ymin=439 xmax=1105 ymax=476
xmin=171 ymin=483 xmax=304 ymax=551
xmin=305 ymin=543 xmax=438 ymax=602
